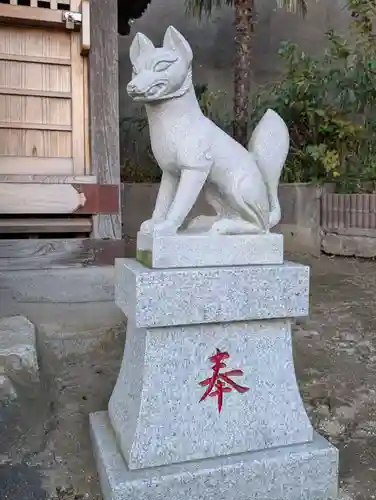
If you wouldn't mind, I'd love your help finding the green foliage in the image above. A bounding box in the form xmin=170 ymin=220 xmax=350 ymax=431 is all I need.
xmin=120 ymin=107 xmax=161 ymax=183
xmin=249 ymin=0 xmax=376 ymax=191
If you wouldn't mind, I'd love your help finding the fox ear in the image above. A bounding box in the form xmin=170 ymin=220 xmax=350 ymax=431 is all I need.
xmin=163 ymin=26 xmax=193 ymax=62
xmin=130 ymin=32 xmax=154 ymax=64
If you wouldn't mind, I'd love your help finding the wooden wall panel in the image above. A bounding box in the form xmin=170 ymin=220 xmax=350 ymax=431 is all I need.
xmin=0 ymin=60 xmax=71 ymax=93
xmin=0 ymin=129 xmax=71 ymax=157
xmin=0 ymin=26 xmax=71 ymax=60
xmin=0 ymin=95 xmax=71 ymax=126
xmin=0 ymin=157 xmax=73 ymax=174
xmin=70 ymin=32 xmax=85 ymax=174
xmin=0 ymin=7 xmax=91 ymax=225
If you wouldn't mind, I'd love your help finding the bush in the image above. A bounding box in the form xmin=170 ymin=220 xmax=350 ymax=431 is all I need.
xmin=249 ymin=0 xmax=376 ymax=192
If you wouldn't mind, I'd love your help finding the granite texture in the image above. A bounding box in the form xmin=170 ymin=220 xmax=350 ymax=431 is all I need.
xmin=136 ymin=231 xmax=284 ymax=268
xmin=90 ymin=411 xmax=339 ymax=500
xmin=108 ymin=319 xmax=313 ymax=469
xmin=0 ymin=316 xmax=39 ymax=384
xmin=115 ymin=258 xmax=310 ymax=328
xmin=128 ymin=28 xmax=289 ymax=237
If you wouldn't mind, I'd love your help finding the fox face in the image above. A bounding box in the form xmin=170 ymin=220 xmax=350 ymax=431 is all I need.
xmin=127 ymin=26 xmax=193 ymax=103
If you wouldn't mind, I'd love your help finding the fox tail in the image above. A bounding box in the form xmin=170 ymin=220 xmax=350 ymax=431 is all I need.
xmin=248 ymin=109 xmax=289 ymax=228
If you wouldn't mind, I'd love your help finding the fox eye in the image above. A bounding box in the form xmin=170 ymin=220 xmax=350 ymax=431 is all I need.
xmin=153 ymin=61 xmax=173 ymax=72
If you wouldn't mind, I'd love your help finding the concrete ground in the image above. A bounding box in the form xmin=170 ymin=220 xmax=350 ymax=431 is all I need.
xmin=1 ymin=254 xmax=376 ymax=499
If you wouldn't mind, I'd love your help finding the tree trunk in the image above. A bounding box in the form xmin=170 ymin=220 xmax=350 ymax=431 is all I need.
xmin=233 ymin=0 xmax=254 ymax=146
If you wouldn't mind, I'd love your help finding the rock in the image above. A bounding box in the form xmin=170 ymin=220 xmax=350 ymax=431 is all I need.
xmin=352 ymin=421 xmax=376 ymax=438
xmin=322 ymin=233 xmax=376 ymax=258
xmin=0 ymin=374 xmax=17 ymax=403
xmin=0 ymin=316 xmax=39 ymax=389
xmin=319 ymin=419 xmax=346 ymax=438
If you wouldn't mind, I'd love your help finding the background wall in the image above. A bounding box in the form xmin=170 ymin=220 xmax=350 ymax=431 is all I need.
xmin=118 ymin=0 xmax=349 ymax=163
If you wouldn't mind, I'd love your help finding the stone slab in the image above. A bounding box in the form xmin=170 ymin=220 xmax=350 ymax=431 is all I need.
xmin=136 ymin=231 xmax=284 ymax=268
xmin=115 ymin=259 xmax=310 ymax=328
xmin=0 ymin=316 xmax=39 ymax=383
xmin=108 ymin=318 xmax=313 ymax=469
xmin=322 ymin=232 xmax=376 ymax=258
xmin=0 ymin=374 xmax=17 ymax=403
xmin=90 ymin=411 xmax=339 ymax=500
xmin=0 ymin=267 xmax=114 ymax=305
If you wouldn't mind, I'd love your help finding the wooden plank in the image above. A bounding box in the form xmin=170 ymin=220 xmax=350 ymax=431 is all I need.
xmin=70 ymin=0 xmax=81 ymax=9
xmin=0 ymin=54 xmax=70 ymax=65
xmin=0 ymin=182 xmax=118 ymax=213
xmin=0 ymin=174 xmax=96 ymax=183
xmin=0 ymin=3 xmax=65 ymax=28
xmin=0 ymin=238 xmax=128 ymax=270
xmin=70 ymin=32 xmax=85 ymax=174
xmin=0 ymin=4 xmax=65 ymax=27
xmin=83 ymin=55 xmax=90 ymax=173
xmin=0 ymin=182 xmax=86 ymax=213
xmin=89 ymin=0 xmax=121 ymax=239
xmin=0 ymin=95 xmax=71 ymax=127
xmin=50 ymin=0 xmax=58 ymax=9
xmin=0 ymin=157 xmax=73 ymax=175
xmin=0 ymin=60 xmax=71 ymax=93
xmin=0 ymin=25 xmax=71 ymax=60
xmin=80 ymin=0 xmax=90 ymax=55
xmin=0 ymin=129 xmax=72 ymax=157
xmin=0 ymin=88 xmax=71 ymax=99
xmin=0 ymin=122 xmax=71 ymax=131
xmin=0 ymin=217 xmax=92 ymax=233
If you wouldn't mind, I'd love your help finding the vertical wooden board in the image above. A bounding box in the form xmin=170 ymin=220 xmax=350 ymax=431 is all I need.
xmin=70 ymin=32 xmax=85 ymax=174
xmin=89 ymin=0 xmax=121 ymax=239
xmin=0 ymin=26 xmax=71 ymax=61
xmin=83 ymin=56 xmax=90 ymax=173
xmin=50 ymin=0 xmax=58 ymax=9
xmin=70 ymin=0 xmax=81 ymax=10
xmin=0 ymin=95 xmax=71 ymax=126
xmin=0 ymin=60 xmax=71 ymax=93
xmin=0 ymin=129 xmax=72 ymax=157
xmin=81 ymin=0 xmax=90 ymax=55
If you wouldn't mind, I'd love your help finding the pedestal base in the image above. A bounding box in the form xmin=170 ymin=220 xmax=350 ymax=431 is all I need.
xmin=90 ymin=411 xmax=339 ymax=500
xmin=136 ymin=232 xmax=283 ymax=268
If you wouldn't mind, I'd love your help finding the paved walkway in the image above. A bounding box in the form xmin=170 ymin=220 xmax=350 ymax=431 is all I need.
xmin=1 ymin=254 xmax=376 ymax=499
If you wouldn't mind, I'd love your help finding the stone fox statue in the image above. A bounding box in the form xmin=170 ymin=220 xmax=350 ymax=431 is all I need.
xmin=127 ymin=26 xmax=290 ymax=235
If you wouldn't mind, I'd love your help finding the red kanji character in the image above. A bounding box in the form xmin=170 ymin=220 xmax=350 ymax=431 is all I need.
xmin=199 ymin=349 xmax=249 ymax=413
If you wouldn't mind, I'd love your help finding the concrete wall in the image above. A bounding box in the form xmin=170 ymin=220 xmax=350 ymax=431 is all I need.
xmin=119 ymin=0 xmax=349 ymax=158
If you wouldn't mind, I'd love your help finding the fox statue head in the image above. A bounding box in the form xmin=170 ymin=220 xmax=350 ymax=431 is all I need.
xmin=127 ymin=26 xmax=193 ymax=103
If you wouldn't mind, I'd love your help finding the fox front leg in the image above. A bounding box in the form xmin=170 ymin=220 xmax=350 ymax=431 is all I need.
xmin=153 ymin=168 xmax=209 ymax=235
xmin=139 ymin=171 xmax=178 ymax=234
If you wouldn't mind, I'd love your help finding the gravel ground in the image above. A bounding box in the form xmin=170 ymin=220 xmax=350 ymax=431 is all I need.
xmin=1 ymin=254 xmax=376 ymax=499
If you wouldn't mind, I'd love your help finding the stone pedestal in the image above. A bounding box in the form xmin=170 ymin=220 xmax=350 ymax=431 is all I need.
xmin=90 ymin=233 xmax=339 ymax=500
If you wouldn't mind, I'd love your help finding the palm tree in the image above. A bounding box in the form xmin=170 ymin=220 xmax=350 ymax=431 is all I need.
xmin=185 ymin=0 xmax=309 ymax=145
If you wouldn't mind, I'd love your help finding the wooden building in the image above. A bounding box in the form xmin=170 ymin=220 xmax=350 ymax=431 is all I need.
xmin=0 ymin=0 xmax=124 ymax=268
